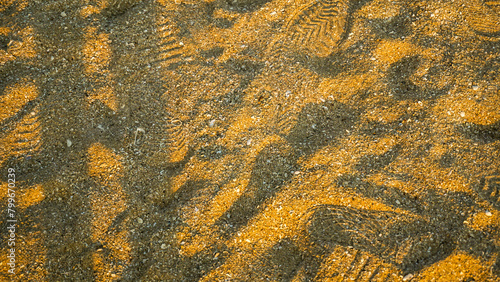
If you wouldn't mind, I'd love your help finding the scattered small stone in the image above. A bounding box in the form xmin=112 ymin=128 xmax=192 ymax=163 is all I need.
xmin=403 ymin=273 xmax=414 ymax=281
xmin=137 ymin=218 xmax=143 ymax=224
xmin=161 ymin=244 xmax=167 ymax=249
xmin=61 ymin=12 xmax=67 ymax=17
xmin=485 ymin=211 xmax=492 ymax=216
xmin=66 ymin=139 xmax=72 ymax=147
xmin=209 ymin=120 xmax=216 ymax=127
xmin=134 ymin=127 xmax=145 ymax=145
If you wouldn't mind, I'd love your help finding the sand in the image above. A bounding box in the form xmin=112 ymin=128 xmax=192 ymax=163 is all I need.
xmin=1 ymin=0 xmax=499 ymax=281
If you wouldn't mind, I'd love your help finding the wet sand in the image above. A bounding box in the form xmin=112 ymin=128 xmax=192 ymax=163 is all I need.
xmin=1 ymin=0 xmax=499 ymax=281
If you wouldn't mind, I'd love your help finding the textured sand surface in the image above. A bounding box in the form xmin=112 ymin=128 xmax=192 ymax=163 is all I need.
xmin=1 ymin=0 xmax=499 ymax=281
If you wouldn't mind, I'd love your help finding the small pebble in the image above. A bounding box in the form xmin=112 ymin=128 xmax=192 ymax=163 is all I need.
xmin=161 ymin=244 xmax=167 ymax=249
xmin=61 ymin=12 xmax=67 ymax=17
xmin=209 ymin=120 xmax=216 ymax=127
xmin=485 ymin=211 xmax=492 ymax=216
xmin=137 ymin=218 xmax=143 ymax=224
xmin=403 ymin=273 xmax=414 ymax=281
xmin=66 ymin=139 xmax=72 ymax=147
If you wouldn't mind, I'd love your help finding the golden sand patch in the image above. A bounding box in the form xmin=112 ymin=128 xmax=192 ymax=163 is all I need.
xmin=83 ymin=27 xmax=111 ymax=75
xmin=0 ymin=80 xmax=38 ymax=123
xmin=373 ymin=40 xmax=416 ymax=66
xmin=88 ymin=143 xmax=123 ymax=186
xmin=417 ymin=251 xmax=496 ymax=281
xmin=358 ymin=0 xmax=401 ymax=19
xmin=0 ymin=26 xmax=10 ymax=36
xmin=80 ymin=5 xmax=101 ymax=18
xmin=19 ymin=184 xmax=45 ymax=209
xmin=88 ymin=143 xmax=130 ymax=281
xmin=466 ymin=209 xmax=500 ymax=232
xmin=433 ymin=87 xmax=500 ymax=125
xmin=364 ymin=103 xmax=405 ymax=123
xmin=7 ymin=27 xmax=36 ymax=59
xmin=319 ymin=72 xmax=381 ymax=104
xmin=0 ymin=106 xmax=41 ymax=166
xmin=86 ymin=85 xmax=118 ymax=111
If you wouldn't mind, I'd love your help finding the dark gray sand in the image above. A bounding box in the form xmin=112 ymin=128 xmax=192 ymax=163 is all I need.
xmin=1 ymin=0 xmax=499 ymax=281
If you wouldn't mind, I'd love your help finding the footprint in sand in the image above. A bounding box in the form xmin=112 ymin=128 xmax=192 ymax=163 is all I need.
xmin=461 ymin=0 xmax=500 ymax=37
xmin=269 ymin=0 xmax=351 ymax=58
